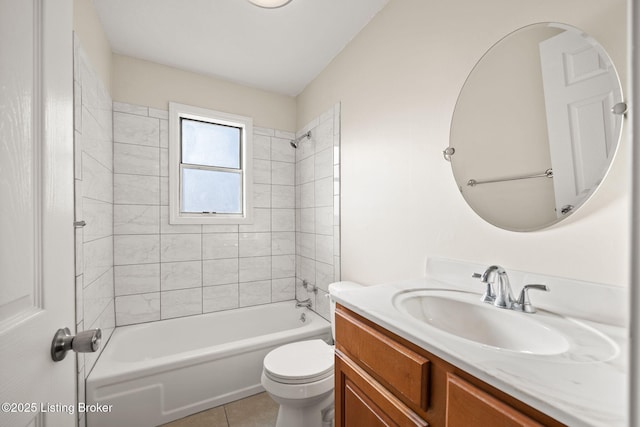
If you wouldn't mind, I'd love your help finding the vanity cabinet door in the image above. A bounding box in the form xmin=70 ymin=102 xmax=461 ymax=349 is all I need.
xmin=445 ymin=373 xmax=543 ymax=427
xmin=335 ymin=307 xmax=430 ymax=410
xmin=336 ymin=351 xmax=428 ymax=427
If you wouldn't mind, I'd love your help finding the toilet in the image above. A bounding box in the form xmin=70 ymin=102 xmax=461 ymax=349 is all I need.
xmin=261 ymin=281 xmax=362 ymax=427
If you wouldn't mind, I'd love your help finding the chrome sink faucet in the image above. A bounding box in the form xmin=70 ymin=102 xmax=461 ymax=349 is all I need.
xmin=473 ymin=265 xmax=549 ymax=313
xmin=475 ymin=265 xmax=514 ymax=309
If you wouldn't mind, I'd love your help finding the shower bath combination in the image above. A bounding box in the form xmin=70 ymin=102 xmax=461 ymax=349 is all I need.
xmin=290 ymin=130 xmax=312 ymax=148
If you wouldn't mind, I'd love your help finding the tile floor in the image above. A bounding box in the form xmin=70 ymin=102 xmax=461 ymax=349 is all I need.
xmin=161 ymin=392 xmax=279 ymax=427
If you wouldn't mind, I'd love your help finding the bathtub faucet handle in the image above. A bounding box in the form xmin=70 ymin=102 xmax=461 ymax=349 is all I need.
xmin=302 ymin=280 xmax=318 ymax=294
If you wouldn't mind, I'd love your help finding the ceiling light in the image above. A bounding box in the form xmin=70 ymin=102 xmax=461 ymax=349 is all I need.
xmin=247 ymin=0 xmax=293 ymax=8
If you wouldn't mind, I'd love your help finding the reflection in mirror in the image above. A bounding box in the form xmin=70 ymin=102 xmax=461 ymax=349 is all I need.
xmin=449 ymin=23 xmax=624 ymax=232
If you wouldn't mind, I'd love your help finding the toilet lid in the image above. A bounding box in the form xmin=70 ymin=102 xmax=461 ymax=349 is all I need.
xmin=263 ymin=339 xmax=334 ymax=384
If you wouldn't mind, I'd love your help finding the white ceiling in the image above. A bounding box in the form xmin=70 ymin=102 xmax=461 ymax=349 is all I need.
xmin=94 ymin=0 xmax=390 ymax=96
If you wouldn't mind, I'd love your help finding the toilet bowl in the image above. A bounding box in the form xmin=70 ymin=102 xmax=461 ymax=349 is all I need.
xmin=261 ymin=281 xmax=362 ymax=427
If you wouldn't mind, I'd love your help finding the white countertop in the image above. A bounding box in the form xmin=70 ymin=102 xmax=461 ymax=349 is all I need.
xmin=333 ymin=275 xmax=628 ymax=427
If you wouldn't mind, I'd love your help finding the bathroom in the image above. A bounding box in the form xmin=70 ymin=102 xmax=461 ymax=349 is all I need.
xmin=0 ymin=0 xmax=637 ymax=426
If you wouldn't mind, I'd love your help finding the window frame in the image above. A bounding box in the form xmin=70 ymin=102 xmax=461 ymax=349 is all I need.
xmin=168 ymin=102 xmax=253 ymax=225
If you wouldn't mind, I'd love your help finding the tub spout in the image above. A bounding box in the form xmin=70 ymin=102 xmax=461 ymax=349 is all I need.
xmin=295 ymin=298 xmax=312 ymax=309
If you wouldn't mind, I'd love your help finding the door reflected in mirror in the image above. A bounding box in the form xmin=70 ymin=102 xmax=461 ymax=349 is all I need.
xmin=448 ymin=23 xmax=624 ymax=232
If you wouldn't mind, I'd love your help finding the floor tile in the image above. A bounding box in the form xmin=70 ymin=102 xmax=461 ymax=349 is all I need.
xmin=160 ymin=392 xmax=279 ymax=427
xmin=161 ymin=405 xmax=228 ymax=427
xmin=225 ymin=393 xmax=278 ymax=427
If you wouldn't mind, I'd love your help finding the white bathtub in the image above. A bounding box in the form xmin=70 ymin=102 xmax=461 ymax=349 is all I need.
xmin=86 ymin=301 xmax=331 ymax=427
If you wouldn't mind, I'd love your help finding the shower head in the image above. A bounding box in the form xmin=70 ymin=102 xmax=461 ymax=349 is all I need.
xmin=290 ymin=131 xmax=312 ymax=149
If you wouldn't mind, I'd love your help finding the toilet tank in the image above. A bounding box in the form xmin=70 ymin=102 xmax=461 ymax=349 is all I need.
xmin=328 ymin=281 xmax=363 ymax=340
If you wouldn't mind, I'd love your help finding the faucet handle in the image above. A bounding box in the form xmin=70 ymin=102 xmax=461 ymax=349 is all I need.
xmin=472 ymin=272 xmax=495 ymax=303
xmin=514 ymin=284 xmax=548 ymax=313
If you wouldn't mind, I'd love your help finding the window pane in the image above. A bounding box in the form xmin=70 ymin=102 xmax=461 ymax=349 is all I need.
xmin=181 ymin=168 xmax=242 ymax=214
xmin=182 ymin=118 xmax=241 ymax=169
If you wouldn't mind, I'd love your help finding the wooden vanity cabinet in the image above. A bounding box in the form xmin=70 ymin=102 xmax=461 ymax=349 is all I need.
xmin=335 ymin=305 xmax=565 ymax=427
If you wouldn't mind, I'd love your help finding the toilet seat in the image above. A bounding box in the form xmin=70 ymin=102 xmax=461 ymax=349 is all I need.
xmin=263 ymin=339 xmax=334 ymax=385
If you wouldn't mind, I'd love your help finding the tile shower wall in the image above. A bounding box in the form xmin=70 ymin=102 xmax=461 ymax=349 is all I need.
xmin=112 ymin=103 xmax=297 ymax=325
xmin=295 ymin=105 xmax=341 ymax=320
xmin=73 ymin=34 xmax=115 ymax=427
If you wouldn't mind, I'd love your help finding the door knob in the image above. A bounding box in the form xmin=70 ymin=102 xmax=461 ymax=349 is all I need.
xmin=51 ymin=327 xmax=102 ymax=362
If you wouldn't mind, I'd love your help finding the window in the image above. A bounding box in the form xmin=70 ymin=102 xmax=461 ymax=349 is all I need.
xmin=169 ymin=102 xmax=253 ymax=224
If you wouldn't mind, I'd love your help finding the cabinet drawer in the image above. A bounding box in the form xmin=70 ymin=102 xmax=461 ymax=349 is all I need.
xmin=336 ymin=352 xmax=428 ymax=427
xmin=336 ymin=306 xmax=430 ymax=411
xmin=446 ymin=373 xmax=544 ymax=427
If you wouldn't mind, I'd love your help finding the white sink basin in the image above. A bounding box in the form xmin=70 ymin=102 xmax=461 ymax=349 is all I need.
xmin=393 ymin=289 xmax=571 ymax=355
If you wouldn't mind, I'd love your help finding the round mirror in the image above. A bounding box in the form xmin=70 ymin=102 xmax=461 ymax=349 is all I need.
xmin=448 ymin=23 xmax=624 ymax=232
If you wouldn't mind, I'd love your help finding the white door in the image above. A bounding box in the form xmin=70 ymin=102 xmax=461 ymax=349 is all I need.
xmin=0 ymin=1 xmax=75 ymax=426
xmin=539 ymin=29 xmax=622 ymax=217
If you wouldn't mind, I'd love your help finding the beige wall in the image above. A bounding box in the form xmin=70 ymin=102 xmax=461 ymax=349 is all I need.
xmin=73 ymin=0 xmax=296 ymax=131
xmin=296 ymin=0 xmax=629 ymax=287
xmin=112 ymin=54 xmax=297 ymax=132
xmin=73 ymin=0 xmax=112 ymax=92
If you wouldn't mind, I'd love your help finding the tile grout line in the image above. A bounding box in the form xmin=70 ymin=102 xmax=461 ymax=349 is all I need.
xmin=222 ymin=403 xmax=231 ymax=427
xmin=158 ymin=117 xmax=162 ymax=323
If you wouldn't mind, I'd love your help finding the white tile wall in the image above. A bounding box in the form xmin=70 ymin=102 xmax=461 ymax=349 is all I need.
xmin=114 ymin=112 xmax=159 ymax=146
xmin=74 ymin=35 xmax=115 ymax=427
xmin=114 ymin=235 xmax=159 ymax=265
xmin=239 ymin=233 xmax=272 ymax=257
xmin=241 ymin=208 xmax=272 ymax=232
xmin=272 ymin=209 xmax=295 ymax=232
xmin=161 ymin=261 xmax=202 ymax=291
xmin=272 ymin=136 xmax=295 ymax=163
xmin=115 ymin=264 xmax=160 ymax=295
xmin=112 ymin=104 xmax=299 ymax=325
xmin=203 ymin=284 xmax=239 ymax=312
xmin=203 ymin=233 xmax=239 ymax=259
xmin=82 ymin=153 xmax=113 ymax=203
xmin=160 ymin=234 xmax=201 ymax=263
xmin=273 ymin=255 xmax=296 ymax=279
xmin=253 ymin=134 xmax=271 ymax=160
xmin=114 ymin=174 xmax=160 ymax=205
xmin=272 ymin=232 xmax=295 ymax=255
xmin=272 ymin=161 xmax=295 ymax=185
xmin=114 ymin=143 xmax=160 ymax=175
xmin=272 ymin=278 xmax=296 ymax=302
xmin=254 ymin=184 xmax=272 ymax=208
xmin=161 ymin=288 xmax=202 ymax=319
xmin=239 ymin=280 xmax=271 ymax=306
xmin=83 ymin=237 xmax=113 ymax=285
xmin=254 ymin=159 xmax=272 ymax=184
xmin=114 ymin=205 xmax=159 ymax=235
xmin=80 ymin=98 xmax=341 ymax=330
xmin=83 ymin=271 xmax=115 ymax=329
xmin=272 ymin=185 xmax=295 ymax=208
xmin=83 ymin=200 xmax=113 ymax=242
xmin=203 ymin=258 xmax=239 ymax=286
xmin=295 ymin=104 xmax=341 ymax=320
xmin=239 ymin=256 xmax=272 ymax=282
xmin=115 ymin=293 xmax=160 ymax=324
xmin=315 ymin=206 xmax=333 ymax=236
